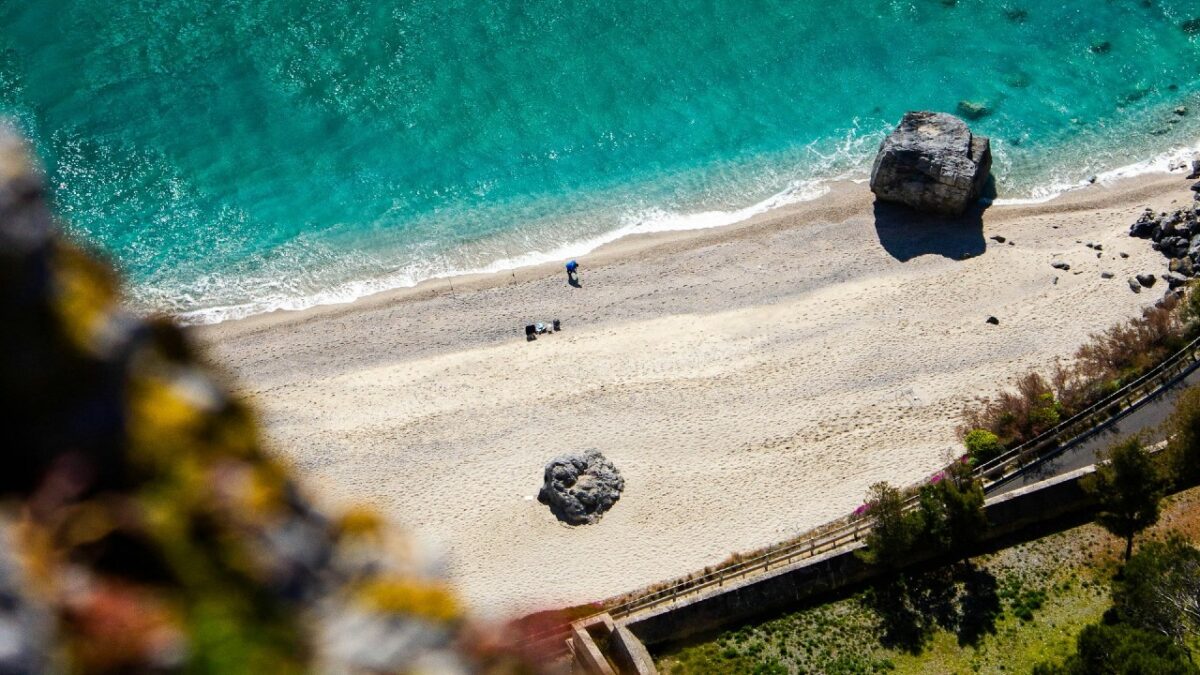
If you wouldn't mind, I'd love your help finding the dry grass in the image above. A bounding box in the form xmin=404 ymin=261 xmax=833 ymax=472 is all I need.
xmin=962 ymin=296 xmax=1188 ymax=446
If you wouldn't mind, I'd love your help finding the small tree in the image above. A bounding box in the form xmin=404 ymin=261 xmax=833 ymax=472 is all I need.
xmin=963 ymin=429 xmax=1004 ymax=466
xmin=1111 ymin=535 xmax=1200 ymax=647
xmin=918 ymin=461 xmax=987 ymax=557
xmin=859 ymin=482 xmax=924 ymax=567
xmin=1082 ymin=437 xmax=1166 ymax=561
xmin=1165 ymin=384 xmax=1200 ymax=488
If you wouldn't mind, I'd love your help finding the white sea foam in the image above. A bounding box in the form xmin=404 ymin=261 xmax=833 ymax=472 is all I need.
xmin=175 ymin=179 xmax=831 ymax=325
xmin=173 ymin=131 xmax=1199 ymax=326
xmin=992 ymin=140 xmax=1200 ymax=206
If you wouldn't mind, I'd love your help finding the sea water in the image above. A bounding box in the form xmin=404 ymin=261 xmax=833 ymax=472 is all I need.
xmin=1 ymin=0 xmax=1198 ymax=322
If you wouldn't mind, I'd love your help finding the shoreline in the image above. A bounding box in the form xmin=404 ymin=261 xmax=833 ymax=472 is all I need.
xmin=181 ymin=138 xmax=1200 ymax=327
xmin=197 ymin=165 xmax=1194 ymax=345
xmin=196 ymin=169 xmax=1197 ymax=617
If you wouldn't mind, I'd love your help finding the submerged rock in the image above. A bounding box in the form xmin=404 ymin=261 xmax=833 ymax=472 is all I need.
xmin=870 ymin=111 xmax=992 ymax=216
xmin=538 ymin=450 xmax=624 ymax=525
xmin=956 ymin=100 xmax=992 ymax=120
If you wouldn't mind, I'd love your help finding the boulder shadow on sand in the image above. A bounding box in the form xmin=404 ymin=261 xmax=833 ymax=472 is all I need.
xmin=872 ymin=196 xmax=991 ymax=263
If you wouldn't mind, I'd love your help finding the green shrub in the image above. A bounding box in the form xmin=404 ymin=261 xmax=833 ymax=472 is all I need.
xmin=963 ymin=429 xmax=1004 ymax=465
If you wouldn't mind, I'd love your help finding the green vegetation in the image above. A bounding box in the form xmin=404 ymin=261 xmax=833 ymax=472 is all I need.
xmin=918 ymin=461 xmax=987 ymax=557
xmin=1033 ymin=623 xmax=1198 ymax=675
xmin=658 ymin=513 xmax=1125 ymax=674
xmin=963 ymin=429 xmax=1004 ymax=465
xmin=660 ymin=487 xmax=1200 ymax=674
xmin=1110 ymin=536 xmax=1200 ymax=649
xmin=1166 ymin=385 xmax=1200 ymax=487
xmin=660 ymin=379 xmax=1200 ymax=674
xmin=1083 ymin=437 xmax=1166 ymax=561
xmin=962 ymin=293 xmax=1191 ymax=450
xmin=663 ymin=307 xmax=1200 ymax=674
xmin=858 ymin=482 xmax=925 ymax=568
xmin=857 ymin=462 xmax=987 ymax=568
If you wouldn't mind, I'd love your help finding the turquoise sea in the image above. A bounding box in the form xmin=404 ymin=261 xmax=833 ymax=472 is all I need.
xmin=1 ymin=1 xmax=1198 ymax=322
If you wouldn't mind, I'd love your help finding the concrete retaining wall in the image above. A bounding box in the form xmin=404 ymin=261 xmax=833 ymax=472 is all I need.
xmin=625 ymin=465 xmax=1100 ymax=648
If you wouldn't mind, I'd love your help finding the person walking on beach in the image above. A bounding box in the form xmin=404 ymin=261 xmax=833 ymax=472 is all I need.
xmin=565 ymin=259 xmax=581 ymax=288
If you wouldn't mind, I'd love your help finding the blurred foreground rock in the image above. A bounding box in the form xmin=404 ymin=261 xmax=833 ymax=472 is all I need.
xmin=0 ymin=123 xmax=547 ymax=674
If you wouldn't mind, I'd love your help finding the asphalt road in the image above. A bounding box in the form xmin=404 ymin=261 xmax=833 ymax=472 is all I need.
xmin=989 ymin=363 xmax=1200 ymax=495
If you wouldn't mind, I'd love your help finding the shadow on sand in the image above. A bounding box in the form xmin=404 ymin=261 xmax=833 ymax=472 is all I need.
xmin=873 ymin=189 xmax=994 ymax=262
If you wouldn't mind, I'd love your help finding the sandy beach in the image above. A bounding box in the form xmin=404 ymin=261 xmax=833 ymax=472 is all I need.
xmin=195 ymin=172 xmax=1197 ymax=617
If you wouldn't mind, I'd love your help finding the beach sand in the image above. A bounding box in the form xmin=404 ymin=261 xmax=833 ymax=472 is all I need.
xmin=195 ymin=173 xmax=1196 ymax=617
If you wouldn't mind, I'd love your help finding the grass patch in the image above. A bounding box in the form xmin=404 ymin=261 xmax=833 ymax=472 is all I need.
xmin=657 ymin=486 xmax=1200 ymax=674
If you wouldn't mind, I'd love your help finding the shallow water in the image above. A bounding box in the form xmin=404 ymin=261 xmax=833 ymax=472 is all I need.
xmin=1 ymin=0 xmax=1198 ymax=321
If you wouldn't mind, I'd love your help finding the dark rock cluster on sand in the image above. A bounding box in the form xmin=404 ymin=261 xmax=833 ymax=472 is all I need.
xmin=1127 ymin=187 xmax=1200 ymax=294
xmin=538 ymin=450 xmax=625 ymax=525
xmin=870 ymin=111 xmax=992 ymax=216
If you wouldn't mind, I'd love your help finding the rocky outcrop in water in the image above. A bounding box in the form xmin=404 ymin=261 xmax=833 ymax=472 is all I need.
xmin=870 ymin=111 xmax=993 ymax=216
xmin=538 ymin=450 xmax=625 ymax=525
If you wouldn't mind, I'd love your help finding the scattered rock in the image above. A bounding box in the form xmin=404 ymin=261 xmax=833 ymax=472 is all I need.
xmin=1004 ymin=8 xmax=1029 ymax=23
xmin=1175 ymin=106 xmax=1189 ymax=116
xmin=956 ymin=100 xmax=992 ymax=121
xmin=1008 ymin=241 xmax=1015 ymax=246
xmin=1051 ymin=260 xmax=1071 ymax=270
xmin=1163 ymin=273 xmax=1189 ymax=289
xmin=537 ymin=450 xmax=624 ymax=525
xmin=990 ymin=235 xmax=1006 ymax=243
xmin=1129 ymin=278 xmax=1143 ymax=293
xmin=986 ymin=316 xmax=999 ymax=325
xmin=1101 ymin=271 xmax=1115 ymax=279
xmin=1119 ymin=252 xmax=1130 ymax=258
xmin=1170 ymin=257 xmax=1195 ymax=276
xmin=1188 ymin=160 xmax=1200 ymax=180
xmin=1136 ymin=273 xmax=1158 ymax=288
xmin=869 ymin=111 xmax=992 ymax=215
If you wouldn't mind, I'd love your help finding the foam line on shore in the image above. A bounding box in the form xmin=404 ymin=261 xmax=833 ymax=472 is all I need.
xmin=992 ymin=140 xmax=1200 ymax=206
xmin=175 ymin=180 xmax=831 ymax=325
